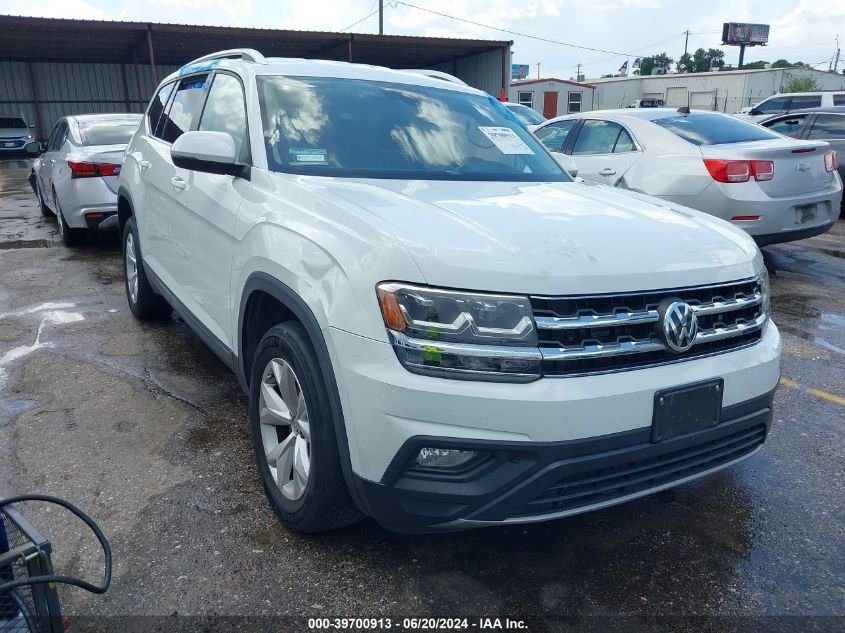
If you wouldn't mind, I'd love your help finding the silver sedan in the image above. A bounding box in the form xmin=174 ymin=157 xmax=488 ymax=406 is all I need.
xmin=31 ymin=113 xmax=142 ymax=246
xmin=534 ymin=108 xmax=843 ymax=245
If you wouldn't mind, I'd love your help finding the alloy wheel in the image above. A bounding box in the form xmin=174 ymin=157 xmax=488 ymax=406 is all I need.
xmin=125 ymin=232 xmax=138 ymax=304
xmin=259 ymin=358 xmax=311 ymax=501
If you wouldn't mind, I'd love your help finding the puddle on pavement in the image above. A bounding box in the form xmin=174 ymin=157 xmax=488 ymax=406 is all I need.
xmin=0 ymin=239 xmax=51 ymax=250
xmin=778 ymin=323 xmax=845 ymax=357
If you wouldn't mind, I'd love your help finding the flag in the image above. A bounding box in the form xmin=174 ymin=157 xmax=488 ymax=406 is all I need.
xmin=632 ymin=57 xmax=641 ymax=70
xmin=618 ymin=60 xmax=628 ymax=74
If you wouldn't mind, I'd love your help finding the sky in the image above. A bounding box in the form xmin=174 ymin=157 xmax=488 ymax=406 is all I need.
xmin=1 ymin=0 xmax=844 ymax=80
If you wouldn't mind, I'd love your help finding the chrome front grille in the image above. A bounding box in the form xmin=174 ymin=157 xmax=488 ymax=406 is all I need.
xmin=532 ymin=277 xmax=765 ymax=376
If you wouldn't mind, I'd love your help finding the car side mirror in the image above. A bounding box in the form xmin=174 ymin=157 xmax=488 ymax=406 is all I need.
xmin=24 ymin=141 xmax=42 ymax=155
xmin=749 ymin=107 xmax=761 ymax=116
xmin=553 ymin=152 xmax=578 ymax=178
xmin=171 ymin=131 xmax=249 ymax=179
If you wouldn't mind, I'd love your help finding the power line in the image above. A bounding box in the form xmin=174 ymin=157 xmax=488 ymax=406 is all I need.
xmin=341 ymin=6 xmax=382 ymax=32
xmin=393 ymin=0 xmax=636 ymax=56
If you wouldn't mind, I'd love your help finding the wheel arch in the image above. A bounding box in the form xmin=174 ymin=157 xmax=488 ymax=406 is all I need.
xmin=117 ymin=186 xmax=134 ymax=237
xmin=237 ymin=272 xmax=371 ymax=515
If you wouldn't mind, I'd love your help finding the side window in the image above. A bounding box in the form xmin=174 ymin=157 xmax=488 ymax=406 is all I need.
xmin=766 ymin=115 xmax=807 ymax=138
xmin=518 ymin=91 xmax=533 ymax=108
xmin=567 ymin=92 xmax=582 ymax=113
xmin=808 ymin=114 xmax=845 ymax=139
xmin=534 ymin=120 xmax=576 ymax=153
xmin=159 ymin=74 xmax=209 ymax=144
xmin=572 ymin=120 xmax=626 ymax=155
xmin=45 ymin=122 xmax=61 ymax=151
xmin=834 ymin=94 xmax=845 ymax=106
xmin=48 ymin=121 xmax=68 ymax=151
xmin=613 ymin=127 xmax=636 ymax=152
xmin=148 ymin=82 xmax=176 ymax=139
xmin=756 ymin=97 xmax=790 ymax=114
xmin=789 ymin=95 xmax=821 ymax=110
xmin=198 ymin=73 xmax=248 ymax=159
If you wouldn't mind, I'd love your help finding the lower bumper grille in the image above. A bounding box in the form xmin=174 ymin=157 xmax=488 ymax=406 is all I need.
xmin=512 ymin=423 xmax=766 ymax=518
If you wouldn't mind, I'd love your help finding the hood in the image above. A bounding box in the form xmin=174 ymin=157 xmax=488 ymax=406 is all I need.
xmin=0 ymin=127 xmax=31 ymax=138
xmin=298 ymin=177 xmax=761 ymax=295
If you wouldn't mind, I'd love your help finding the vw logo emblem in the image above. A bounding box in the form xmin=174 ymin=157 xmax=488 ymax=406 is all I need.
xmin=660 ymin=300 xmax=698 ymax=353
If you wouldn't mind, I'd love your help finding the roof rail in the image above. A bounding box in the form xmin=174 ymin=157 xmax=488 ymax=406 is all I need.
xmin=183 ymin=49 xmax=268 ymax=68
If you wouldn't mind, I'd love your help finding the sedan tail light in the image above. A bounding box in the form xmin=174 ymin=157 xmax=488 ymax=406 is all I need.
xmin=67 ymin=161 xmax=121 ymax=179
xmin=824 ymin=150 xmax=838 ymax=173
xmin=703 ymin=159 xmax=774 ymax=183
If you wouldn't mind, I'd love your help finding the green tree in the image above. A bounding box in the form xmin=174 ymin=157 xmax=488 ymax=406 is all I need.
xmin=741 ymin=60 xmax=769 ymax=70
xmin=640 ymin=53 xmax=674 ymax=76
xmin=772 ymin=59 xmax=791 ymax=68
xmin=783 ymin=76 xmax=820 ymax=92
xmin=678 ymin=48 xmax=725 ymax=73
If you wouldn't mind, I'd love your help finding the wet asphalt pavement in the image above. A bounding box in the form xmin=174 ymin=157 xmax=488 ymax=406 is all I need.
xmin=0 ymin=159 xmax=843 ymax=631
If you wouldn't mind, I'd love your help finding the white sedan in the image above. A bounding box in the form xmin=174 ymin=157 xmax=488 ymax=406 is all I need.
xmin=31 ymin=113 xmax=142 ymax=246
xmin=533 ymin=108 xmax=843 ymax=245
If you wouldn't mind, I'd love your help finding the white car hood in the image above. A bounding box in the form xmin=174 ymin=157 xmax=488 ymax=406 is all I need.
xmin=0 ymin=127 xmax=29 ymax=137
xmin=305 ymin=177 xmax=761 ymax=295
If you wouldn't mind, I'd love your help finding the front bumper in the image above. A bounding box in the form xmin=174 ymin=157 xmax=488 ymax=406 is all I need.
xmin=357 ymin=389 xmax=773 ymax=532
xmin=329 ymin=323 xmax=781 ymax=532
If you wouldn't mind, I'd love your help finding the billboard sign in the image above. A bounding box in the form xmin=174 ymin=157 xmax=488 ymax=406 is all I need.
xmin=511 ymin=64 xmax=530 ymax=81
xmin=722 ymin=23 xmax=770 ymax=46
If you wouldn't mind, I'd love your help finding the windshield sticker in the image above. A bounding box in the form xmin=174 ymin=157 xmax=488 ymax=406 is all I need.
xmin=289 ymin=148 xmax=328 ymax=165
xmin=478 ymin=127 xmax=534 ymax=155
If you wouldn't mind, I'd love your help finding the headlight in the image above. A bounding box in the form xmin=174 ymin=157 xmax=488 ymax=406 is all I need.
xmin=758 ymin=267 xmax=770 ymax=316
xmin=376 ymin=282 xmax=541 ymax=382
xmin=24 ymin=134 xmax=33 ymax=140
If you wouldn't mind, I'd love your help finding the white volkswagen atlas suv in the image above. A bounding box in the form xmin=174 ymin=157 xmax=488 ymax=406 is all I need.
xmin=117 ymin=49 xmax=781 ymax=533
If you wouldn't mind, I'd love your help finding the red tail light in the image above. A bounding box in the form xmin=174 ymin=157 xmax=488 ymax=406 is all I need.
xmin=67 ymin=161 xmax=120 ymax=178
xmin=824 ymin=150 xmax=838 ymax=173
xmin=703 ymin=159 xmax=774 ymax=183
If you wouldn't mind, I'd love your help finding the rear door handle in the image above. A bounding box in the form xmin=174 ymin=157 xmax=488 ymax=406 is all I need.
xmin=598 ymin=168 xmax=617 ymax=176
xmin=138 ymin=160 xmax=151 ymax=171
xmin=170 ymin=176 xmax=187 ymax=191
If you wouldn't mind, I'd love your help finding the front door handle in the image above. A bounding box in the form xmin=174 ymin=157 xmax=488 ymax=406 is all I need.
xmin=170 ymin=176 xmax=187 ymax=191
xmin=138 ymin=160 xmax=151 ymax=171
xmin=598 ymin=168 xmax=617 ymax=176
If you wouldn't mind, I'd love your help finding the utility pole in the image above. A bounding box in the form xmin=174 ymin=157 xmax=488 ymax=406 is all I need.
xmin=576 ymin=63 xmax=582 ymax=82
xmin=379 ymin=0 xmax=383 ymax=35
xmin=684 ymin=29 xmax=689 ymax=56
xmin=834 ymin=35 xmax=841 ymax=73
xmin=536 ymin=62 xmax=541 ymax=79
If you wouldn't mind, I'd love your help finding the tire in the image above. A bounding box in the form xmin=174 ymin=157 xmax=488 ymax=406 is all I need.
xmin=122 ymin=216 xmax=171 ymax=320
xmin=35 ymin=180 xmax=51 ymax=217
xmin=54 ymin=189 xmax=85 ymax=246
xmin=249 ymin=323 xmax=362 ymax=533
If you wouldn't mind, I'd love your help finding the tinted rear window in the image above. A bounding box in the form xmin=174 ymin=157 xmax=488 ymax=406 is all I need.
xmin=653 ymin=113 xmax=781 ymax=146
xmin=0 ymin=117 xmax=26 ymax=128
xmin=78 ymin=119 xmax=140 ymax=146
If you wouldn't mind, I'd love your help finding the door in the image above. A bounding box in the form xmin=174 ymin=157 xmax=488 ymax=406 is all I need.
xmin=39 ymin=120 xmax=68 ymax=205
xmin=165 ymin=72 xmax=249 ymax=349
xmin=566 ymin=119 xmax=643 ymax=186
xmin=543 ymin=91 xmax=558 ymax=119
xmin=806 ymin=112 xmax=845 ymax=183
xmin=139 ymin=74 xmax=209 ymax=297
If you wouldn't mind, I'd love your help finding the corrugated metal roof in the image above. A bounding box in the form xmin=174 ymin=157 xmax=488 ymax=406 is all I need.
xmin=590 ymin=66 xmax=841 ymax=84
xmin=510 ymin=77 xmax=596 ymax=89
xmin=0 ymin=14 xmax=510 ymax=67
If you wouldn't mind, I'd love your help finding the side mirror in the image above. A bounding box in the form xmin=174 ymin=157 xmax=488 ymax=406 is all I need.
xmin=749 ymin=107 xmax=761 ymax=116
xmin=171 ymin=131 xmax=249 ymax=179
xmin=24 ymin=141 xmax=41 ymax=155
xmin=553 ymin=153 xmax=579 ymax=178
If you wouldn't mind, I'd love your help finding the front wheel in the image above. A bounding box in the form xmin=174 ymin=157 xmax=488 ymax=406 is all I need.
xmin=249 ymin=323 xmax=361 ymax=533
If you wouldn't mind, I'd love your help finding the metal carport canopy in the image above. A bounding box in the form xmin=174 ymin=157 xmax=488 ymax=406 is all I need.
xmin=0 ymin=15 xmax=510 ymax=72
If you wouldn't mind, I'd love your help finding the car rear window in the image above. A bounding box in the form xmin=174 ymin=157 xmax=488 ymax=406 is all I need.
xmin=78 ymin=119 xmax=140 ymax=146
xmin=653 ymin=113 xmax=781 ymax=146
xmin=0 ymin=117 xmax=26 ymax=128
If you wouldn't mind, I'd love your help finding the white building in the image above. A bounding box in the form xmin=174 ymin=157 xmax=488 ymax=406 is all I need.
xmin=508 ymin=78 xmax=597 ymax=118
xmin=590 ymin=67 xmax=845 ymax=113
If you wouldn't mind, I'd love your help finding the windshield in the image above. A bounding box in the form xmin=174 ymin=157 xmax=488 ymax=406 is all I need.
xmin=0 ymin=117 xmax=27 ymax=129
xmin=653 ymin=113 xmax=781 ymax=146
xmin=78 ymin=118 xmax=141 ymax=146
xmin=507 ymin=104 xmax=546 ymax=125
xmin=257 ymin=76 xmax=567 ymax=181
